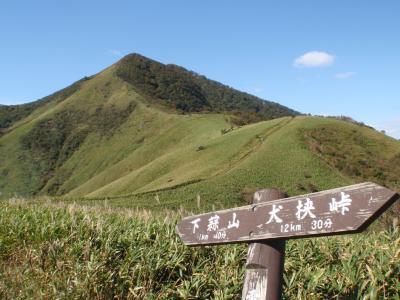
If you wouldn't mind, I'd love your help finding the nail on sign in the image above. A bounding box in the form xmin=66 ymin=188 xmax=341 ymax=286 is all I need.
xmin=176 ymin=182 xmax=399 ymax=246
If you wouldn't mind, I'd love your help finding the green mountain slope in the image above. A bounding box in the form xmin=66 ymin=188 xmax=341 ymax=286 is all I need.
xmin=0 ymin=77 xmax=91 ymax=134
xmin=0 ymin=54 xmax=399 ymax=218
xmin=0 ymin=54 xmax=297 ymax=198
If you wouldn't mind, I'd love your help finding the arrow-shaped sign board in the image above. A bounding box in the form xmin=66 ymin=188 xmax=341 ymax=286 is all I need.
xmin=176 ymin=182 xmax=399 ymax=246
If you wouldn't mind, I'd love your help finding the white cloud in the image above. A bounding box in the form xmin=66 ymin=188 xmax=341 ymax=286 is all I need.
xmin=294 ymin=51 xmax=335 ymax=68
xmin=109 ymin=49 xmax=122 ymax=57
xmin=335 ymin=72 xmax=356 ymax=79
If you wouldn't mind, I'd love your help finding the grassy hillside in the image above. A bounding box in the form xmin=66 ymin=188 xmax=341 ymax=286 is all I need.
xmin=0 ymin=77 xmax=91 ymax=133
xmin=0 ymin=199 xmax=398 ymax=299
xmin=0 ymin=54 xmax=298 ymax=199
xmin=1 ymin=103 xmax=400 ymax=214
xmin=63 ymin=117 xmax=399 ymax=221
xmin=0 ymin=54 xmax=399 ymax=218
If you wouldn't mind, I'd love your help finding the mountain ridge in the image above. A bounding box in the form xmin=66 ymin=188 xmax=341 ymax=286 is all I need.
xmin=0 ymin=77 xmax=92 ymax=133
xmin=115 ymin=53 xmax=299 ymax=124
xmin=0 ymin=54 xmax=398 ymax=221
xmin=0 ymin=53 xmax=299 ymax=131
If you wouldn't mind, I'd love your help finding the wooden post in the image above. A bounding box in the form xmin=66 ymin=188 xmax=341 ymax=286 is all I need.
xmin=242 ymin=189 xmax=287 ymax=300
xmin=177 ymin=183 xmax=399 ymax=299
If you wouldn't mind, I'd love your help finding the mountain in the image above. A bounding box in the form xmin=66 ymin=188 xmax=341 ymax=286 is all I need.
xmin=115 ymin=54 xmax=299 ymax=123
xmin=0 ymin=77 xmax=91 ymax=133
xmin=0 ymin=54 xmax=398 ymax=219
xmin=0 ymin=54 xmax=297 ymax=134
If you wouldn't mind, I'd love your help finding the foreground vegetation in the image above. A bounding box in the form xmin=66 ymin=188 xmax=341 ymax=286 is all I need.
xmin=0 ymin=199 xmax=398 ymax=299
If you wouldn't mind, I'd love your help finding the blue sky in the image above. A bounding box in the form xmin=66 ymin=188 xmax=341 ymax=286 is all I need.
xmin=1 ymin=1 xmax=399 ymax=138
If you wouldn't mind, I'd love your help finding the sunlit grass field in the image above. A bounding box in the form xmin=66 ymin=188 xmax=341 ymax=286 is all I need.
xmin=56 ymin=115 xmax=400 ymax=221
xmin=1 ymin=198 xmax=398 ymax=299
xmin=2 ymin=61 xmax=399 ymax=210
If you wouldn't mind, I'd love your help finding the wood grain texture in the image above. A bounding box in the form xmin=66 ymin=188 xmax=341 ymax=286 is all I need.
xmin=176 ymin=182 xmax=399 ymax=246
xmin=242 ymin=189 xmax=286 ymax=300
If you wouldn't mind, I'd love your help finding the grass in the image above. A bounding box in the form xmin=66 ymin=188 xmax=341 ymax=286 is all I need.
xmin=302 ymin=120 xmax=400 ymax=222
xmin=1 ymin=59 xmax=399 ymax=215
xmin=0 ymin=198 xmax=399 ymax=299
xmin=303 ymin=121 xmax=400 ymax=192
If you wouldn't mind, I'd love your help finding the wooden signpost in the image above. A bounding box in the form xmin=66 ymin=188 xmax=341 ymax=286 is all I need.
xmin=176 ymin=182 xmax=399 ymax=299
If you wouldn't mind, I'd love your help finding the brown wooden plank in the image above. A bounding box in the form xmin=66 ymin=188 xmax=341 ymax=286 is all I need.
xmin=176 ymin=182 xmax=399 ymax=246
xmin=242 ymin=189 xmax=286 ymax=300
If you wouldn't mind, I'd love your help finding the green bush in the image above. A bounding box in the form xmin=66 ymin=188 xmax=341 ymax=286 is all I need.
xmin=0 ymin=200 xmax=398 ymax=299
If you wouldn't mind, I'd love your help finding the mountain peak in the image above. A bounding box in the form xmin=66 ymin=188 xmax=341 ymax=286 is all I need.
xmin=117 ymin=53 xmax=159 ymax=66
xmin=115 ymin=53 xmax=299 ymax=122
